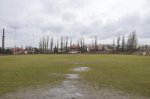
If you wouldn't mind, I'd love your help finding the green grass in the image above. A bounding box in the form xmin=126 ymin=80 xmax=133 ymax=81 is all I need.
xmin=78 ymin=55 xmax=150 ymax=97
xmin=0 ymin=55 xmax=75 ymax=94
xmin=0 ymin=54 xmax=150 ymax=97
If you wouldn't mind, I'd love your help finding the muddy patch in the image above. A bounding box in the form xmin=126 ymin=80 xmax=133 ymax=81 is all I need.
xmin=73 ymin=67 xmax=91 ymax=72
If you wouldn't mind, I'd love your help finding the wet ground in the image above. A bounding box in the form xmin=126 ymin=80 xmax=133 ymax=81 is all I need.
xmin=73 ymin=67 xmax=91 ymax=72
xmin=0 ymin=67 xmax=149 ymax=99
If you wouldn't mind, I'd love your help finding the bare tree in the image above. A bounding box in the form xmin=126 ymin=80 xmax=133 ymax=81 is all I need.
xmin=57 ymin=40 xmax=59 ymax=49
xmin=60 ymin=37 xmax=63 ymax=53
xmin=44 ymin=38 xmax=47 ymax=53
xmin=132 ymin=32 xmax=138 ymax=50
xmin=80 ymin=37 xmax=84 ymax=53
xmin=92 ymin=39 xmax=94 ymax=49
xmin=42 ymin=36 xmax=46 ymax=53
xmin=83 ymin=38 xmax=85 ymax=51
xmin=46 ymin=36 xmax=49 ymax=53
xmin=77 ymin=39 xmax=80 ymax=51
xmin=122 ymin=35 xmax=125 ymax=52
xmin=116 ymin=35 xmax=121 ymax=51
xmin=65 ymin=37 xmax=68 ymax=53
xmin=39 ymin=39 xmax=42 ymax=52
xmin=113 ymin=39 xmax=115 ymax=51
xmin=127 ymin=31 xmax=138 ymax=51
xmin=70 ymin=38 xmax=72 ymax=47
xmin=50 ymin=37 xmax=54 ymax=53
xmin=39 ymin=36 xmax=48 ymax=53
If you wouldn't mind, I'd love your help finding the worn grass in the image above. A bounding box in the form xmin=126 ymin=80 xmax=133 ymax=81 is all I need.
xmin=0 ymin=54 xmax=150 ymax=97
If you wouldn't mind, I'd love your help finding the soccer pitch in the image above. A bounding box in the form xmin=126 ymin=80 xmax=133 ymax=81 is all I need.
xmin=0 ymin=54 xmax=150 ymax=97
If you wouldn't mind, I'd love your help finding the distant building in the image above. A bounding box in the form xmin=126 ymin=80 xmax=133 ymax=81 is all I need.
xmin=25 ymin=47 xmax=35 ymax=54
xmin=103 ymin=44 xmax=114 ymax=52
xmin=69 ymin=44 xmax=80 ymax=54
xmin=87 ymin=44 xmax=114 ymax=52
xmin=58 ymin=48 xmax=66 ymax=53
xmin=139 ymin=45 xmax=150 ymax=52
xmin=138 ymin=45 xmax=150 ymax=55
xmin=97 ymin=44 xmax=103 ymax=51
xmin=11 ymin=48 xmax=25 ymax=54
xmin=87 ymin=45 xmax=95 ymax=52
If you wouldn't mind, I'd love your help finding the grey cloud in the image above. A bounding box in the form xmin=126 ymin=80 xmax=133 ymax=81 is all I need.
xmin=41 ymin=24 xmax=64 ymax=33
xmin=62 ymin=12 xmax=77 ymax=22
xmin=0 ymin=0 xmax=150 ymax=47
xmin=69 ymin=12 xmax=150 ymax=40
xmin=42 ymin=0 xmax=86 ymax=16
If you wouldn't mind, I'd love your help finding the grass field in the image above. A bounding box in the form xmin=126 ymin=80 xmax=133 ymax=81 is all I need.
xmin=0 ymin=54 xmax=150 ymax=97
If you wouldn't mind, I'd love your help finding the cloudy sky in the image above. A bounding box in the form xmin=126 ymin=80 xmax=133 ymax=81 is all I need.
xmin=0 ymin=0 xmax=150 ymax=47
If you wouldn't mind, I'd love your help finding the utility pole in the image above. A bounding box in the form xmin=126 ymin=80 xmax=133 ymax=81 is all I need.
xmin=2 ymin=28 xmax=5 ymax=54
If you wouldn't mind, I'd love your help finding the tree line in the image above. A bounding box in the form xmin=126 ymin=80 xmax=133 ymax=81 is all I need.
xmin=115 ymin=31 xmax=138 ymax=52
xmin=38 ymin=31 xmax=138 ymax=53
xmin=38 ymin=36 xmax=88 ymax=53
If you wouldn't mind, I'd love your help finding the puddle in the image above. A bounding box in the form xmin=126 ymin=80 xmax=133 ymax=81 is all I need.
xmin=0 ymin=80 xmax=84 ymax=99
xmin=66 ymin=74 xmax=80 ymax=79
xmin=74 ymin=62 xmax=79 ymax=64
xmin=1 ymin=79 xmax=148 ymax=99
xmin=73 ymin=67 xmax=91 ymax=72
xmin=49 ymin=73 xmax=61 ymax=76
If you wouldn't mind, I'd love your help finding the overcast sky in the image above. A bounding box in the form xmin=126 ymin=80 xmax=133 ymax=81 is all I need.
xmin=0 ymin=0 xmax=150 ymax=47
